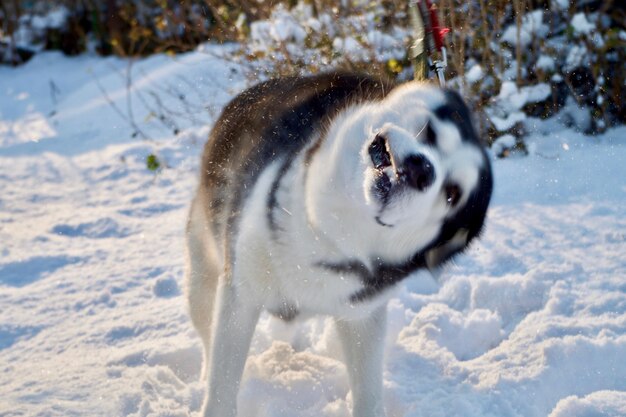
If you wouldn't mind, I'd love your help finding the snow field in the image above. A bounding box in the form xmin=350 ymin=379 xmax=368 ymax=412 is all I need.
xmin=1 ymin=48 xmax=625 ymax=417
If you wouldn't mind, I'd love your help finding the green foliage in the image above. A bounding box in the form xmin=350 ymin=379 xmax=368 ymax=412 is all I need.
xmin=146 ymin=154 xmax=161 ymax=172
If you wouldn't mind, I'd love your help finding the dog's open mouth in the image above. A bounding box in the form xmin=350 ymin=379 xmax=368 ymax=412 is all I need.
xmin=368 ymin=134 xmax=394 ymax=206
xmin=368 ymin=134 xmax=392 ymax=170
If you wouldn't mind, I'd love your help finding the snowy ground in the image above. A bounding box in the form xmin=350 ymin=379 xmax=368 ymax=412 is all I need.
xmin=1 ymin=49 xmax=625 ymax=417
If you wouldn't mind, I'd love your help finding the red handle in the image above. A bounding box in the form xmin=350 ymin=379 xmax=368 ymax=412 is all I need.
xmin=422 ymin=0 xmax=449 ymax=51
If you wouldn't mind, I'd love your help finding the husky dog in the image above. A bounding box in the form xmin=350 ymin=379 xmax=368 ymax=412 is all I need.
xmin=186 ymin=72 xmax=492 ymax=417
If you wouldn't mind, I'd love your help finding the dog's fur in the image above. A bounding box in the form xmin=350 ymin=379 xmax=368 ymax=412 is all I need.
xmin=186 ymin=72 xmax=493 ymax=417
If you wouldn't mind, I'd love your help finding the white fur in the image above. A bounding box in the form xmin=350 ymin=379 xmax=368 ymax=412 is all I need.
xmin=186 ymin=82 xmax=486 ymax=417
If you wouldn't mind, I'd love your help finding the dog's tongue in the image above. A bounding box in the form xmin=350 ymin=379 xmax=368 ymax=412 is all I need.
xmin=369 ymin=135 xmax=391 ymax=169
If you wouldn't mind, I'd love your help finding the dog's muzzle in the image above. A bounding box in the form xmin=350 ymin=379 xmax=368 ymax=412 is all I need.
xmin=369 ymin=134 xmax=435 ymax=193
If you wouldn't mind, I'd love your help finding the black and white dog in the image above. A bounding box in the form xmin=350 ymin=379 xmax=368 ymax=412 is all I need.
xmin=186 ymin=72 xmax=492 ymax=417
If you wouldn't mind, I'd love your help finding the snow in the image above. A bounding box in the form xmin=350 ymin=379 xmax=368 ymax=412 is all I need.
xmin=31 ymin=6 xmax=70 ymax=31
xmin=1 ymin=48 xmax=625 ymax=417
xmin=552 ymin=0 xmax=570 ymax=11
xmin=496 ymin=81 xmax=551 ymax=111
xmin=557 ymin=97 xmax=593 ymax=133
xmin=244 ymin=2 xmax=408 ymax=75
xmin=501 ymin=10 xmax=549 ymax=48
xmin=8 ymin=7 xmax=70 ymax=51
xmin=465 ymin=65 xmax=484 ymax=84
xmin=333 ymin=36 xmax=367 ymax=61
xmin=491 ymin=134 xmax=516 ymax=156
xmin=565 ymin=44 xmax=589 ymax=72
xmin=571 ymin=13 xmax=596 ymax=36
xmin=486 ymin=109 xmax=526 ymax=132
xmin=250 ymin=5 xmax=307 ymax=45
xmin=522 ymin=83 xmax=552 ymax=103
xmin=549 ymin=391 xmax=626 ymax=417
xmin=536 ymin=55 xmax=556 ymax=72
xmin=487 ymin=82 xmax=553 ymax=133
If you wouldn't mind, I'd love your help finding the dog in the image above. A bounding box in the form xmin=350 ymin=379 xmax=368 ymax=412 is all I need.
xmin=186 ymin=72 xmax=493 ymax=417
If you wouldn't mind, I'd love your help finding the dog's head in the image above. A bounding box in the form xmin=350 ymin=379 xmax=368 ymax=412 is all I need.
xmin=356 ymin=83 xmax=493 ymax=269
xmin=307 ymin=81 xmax=492 ymax=272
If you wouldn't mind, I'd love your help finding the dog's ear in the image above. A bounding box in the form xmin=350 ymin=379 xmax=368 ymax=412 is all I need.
xmin=425 ymin=228 xmax=470 ymax=273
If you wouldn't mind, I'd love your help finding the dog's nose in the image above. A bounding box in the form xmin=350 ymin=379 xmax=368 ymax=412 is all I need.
xmin=402 ymin=154 xmax=435 ymax=191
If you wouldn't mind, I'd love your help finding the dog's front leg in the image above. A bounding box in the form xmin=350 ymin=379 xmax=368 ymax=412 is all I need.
xmin=335 ymin=305 xmax=388 ymax=417
xmin=202 ymin=279 xmax=260 ymax=417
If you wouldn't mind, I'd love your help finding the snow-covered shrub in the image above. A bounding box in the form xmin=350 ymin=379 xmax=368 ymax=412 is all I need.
xmin=2 ymin=0 xmax=623 ymax=154
xmin=234 ymin=2 xmax=411 ymax=79
xmin=232 ymin=0 xmax=624 ymax=154
xmin=0 ymin=0 xmax=264 ymax=62
xmin=441 ymin=0 xmax=625 ymax=147
xmin=0 ymin=3 xmax=80 ymax=64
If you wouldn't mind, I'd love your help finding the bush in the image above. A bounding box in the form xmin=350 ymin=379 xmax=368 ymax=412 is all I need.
xmin=230 ymin=0 xmax=625 ymax=150
xmin=1 ymin=0 xmax=623 ymax=150
xmin=0 ymin=0 xmax=265 ymax=61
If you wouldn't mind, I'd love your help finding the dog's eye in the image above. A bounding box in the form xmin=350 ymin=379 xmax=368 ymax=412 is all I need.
xmin=445 ymin=183 xmax=461 ymax=207
xmin=424 ymin=121 xmax=437 ymax=146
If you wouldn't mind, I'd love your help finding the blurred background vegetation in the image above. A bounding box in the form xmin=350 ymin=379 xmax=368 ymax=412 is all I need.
xmin=1 ymin=0 xmax=624 ymax=153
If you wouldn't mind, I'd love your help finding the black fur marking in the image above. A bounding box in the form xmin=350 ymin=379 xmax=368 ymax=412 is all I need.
xmin=428 ymin=90 xmax=493 ymax=267
xmin=316 ymin=252 xmax=428 ymax=303
xmin=302 ymin=136 xmax=324 ymax=199
xmin=266 ymin=157 xmax=293 ymax=236
xmin=303 ymin=137 xmax=323 ymax=168
xmin=425 ymin=120 xmax=437 ymax=146
xmin=434 ymin=165 xmax=493 ymax=262
xmin=434 ymin=90 xmax=479 ymax=143
xmin=375 ymin=215 xmax=393 ymax=228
